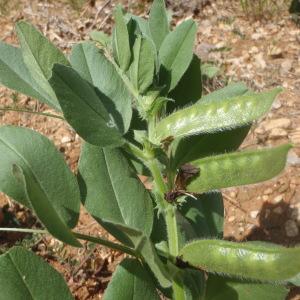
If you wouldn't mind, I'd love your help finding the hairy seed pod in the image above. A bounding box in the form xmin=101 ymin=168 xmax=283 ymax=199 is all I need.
xmin=186 ymin=143 xmax=291 ymax=193
xmin=154 ymin=88 xmax=282 ymax=143
xmin=180 ymin=239 xmax=300 ymax=281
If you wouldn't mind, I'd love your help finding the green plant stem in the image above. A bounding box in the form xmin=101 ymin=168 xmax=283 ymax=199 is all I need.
xmin=146 ymin=158 xmax=179 ymax=258
xmin=165 ymin=205 xmax=179 ymax=258
xmin=147 ymin=158 xmax=167 ymax=194
xmin=0 ymin=107 xmax=64 ymax=120
xmin=73 ymin=232 xmax=137 ymax=257
xmin=147 ymin=159 xmax=183 ymax=299
xmin=0 ymin=227 xmax=137 ymax=257
xmin=123 ymin=142 xmax=147 ymax=161
xmin=173 ymin=280 xmax=185 ymax=300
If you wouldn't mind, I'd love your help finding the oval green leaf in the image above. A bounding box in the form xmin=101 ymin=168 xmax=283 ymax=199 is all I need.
xmin=179 ymin=192 xmax=224 ymax=239
xmin=111 ymin=224 xmax=172 ymax=288
xmin=180 ymin=239 xmax=300 ymax=281
xmin=0 ymin=42 xmax=53 ymax=108
xmin=171 ymin=125 xmax=250 ymax=170
xmin=0 ymin=126 xmax=81 ymax=246
xmin=103 ymin=258 xmax=160 ymax=300
xmin=159 ymin=19 xmax=197 ymax=91
xmin=149 ymin=0 xmax=169 ymax=50
xmin=0 ymin=247 xmax=73 ymax=300
xmin=112 ymin=5 xmax=131 ymax=71
xmin=129 ymin=36 xmax=155 ymax=94
xmin=155 ymin=88 xmax=282 ymax=142
xmin=168 ymin=54 xmax=202 ymax=112
xmin=16 ymin=21 xmax=69 ymax=111
xmin=13 ymin=165 xmax=80 ymax=247
xmin=49 ymin=64 xmax=124 ymax=147
xmin=78 ymin=143 xmax=153 ymax=240
xmin=205 ymin=274 xmax=288 ymax=300
xmin=186 ymin=144 xmax=291 ymax=193
xmin=70 ymin=42 xmax=132 ymax=133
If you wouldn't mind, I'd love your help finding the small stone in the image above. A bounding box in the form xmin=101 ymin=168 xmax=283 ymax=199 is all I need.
xmin=228 ymin=216 xmax=235 ymax=223
xmin=262 ymin=195 xmax=269 ymax=202
xmin=246 ymin=224 xmax=256 ymax=231
xmin=215 ymin=41 xmax=226 ymax=49
xmin=280 ymin=59 xmax=293 ymax=75
xmin=61 ymin=136 xmax=72 ymax=144
xmin=287 ymin=150 xmax=300 ymax=166
xmin=264 ymin=188 xmax=273 ymax=195
xmin=254 ymin=127 xmax=265 ymax=135
xmin=290 ymin=206 xmax=300 ymax=221
xmin=229 ymin=191 xmax=237 ymax=198
xmin=272 ymin=99 xmax=282 ymax=109
xmin=273 ymin=206 xmax=283 ymax=214
xmin=250 ymin=210 xmax=259 ymax=219
xmin=251 ymin=32 xmax=263 ymax=40
xmin=249 ymin=46 xmax=259 ymax=53
xmin=263 ymin=118 xmax=292 ymax=131
xmin=268 ymin=46 xmax=283 ymax=59
xmin=254 ymin=53 xmax=266 ymax=70
xmin=289 ymin=130 xmax=300 ymax=145
xmin=269 ymin=128 xmax=288 ymax=139
xmin=278 ymin=182 xmax=289 ymax=193
xmin=273 ymin=194 xmax=284 ymax=203
xmin=285 ymin=220 xmax=299 ymax=237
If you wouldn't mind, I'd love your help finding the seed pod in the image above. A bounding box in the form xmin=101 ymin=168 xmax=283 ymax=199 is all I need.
xmin=180 ymin=239 xmax=300 ymax=281
xmin=154 ymin=88 xmax=282 ymax=143
xmin=186 ymin=143 xmax=291 ymax=193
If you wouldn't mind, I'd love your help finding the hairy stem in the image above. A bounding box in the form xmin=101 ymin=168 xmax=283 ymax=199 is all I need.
xmin=147 ymin=159 xmax=182 ymax=299
xmin=73 ymin=232 xmax=137 ymax=257
xmin=0 ymin=227 xmax=137 ymax=257
xmin=173 ymin=281 xmax=185 ymax=300
xmin=123 ymin=142 xmax=147 ymax=162
xmin=0 ymin=107 xmax=64 ymax=120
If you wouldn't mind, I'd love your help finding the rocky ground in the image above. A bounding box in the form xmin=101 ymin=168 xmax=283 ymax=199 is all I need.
xmin=0 ymin=0 xmax=299 ymax=298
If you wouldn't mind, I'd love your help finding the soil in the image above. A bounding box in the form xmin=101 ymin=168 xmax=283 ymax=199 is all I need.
xmin=0 ymin=0 xmax=299 ymax=299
